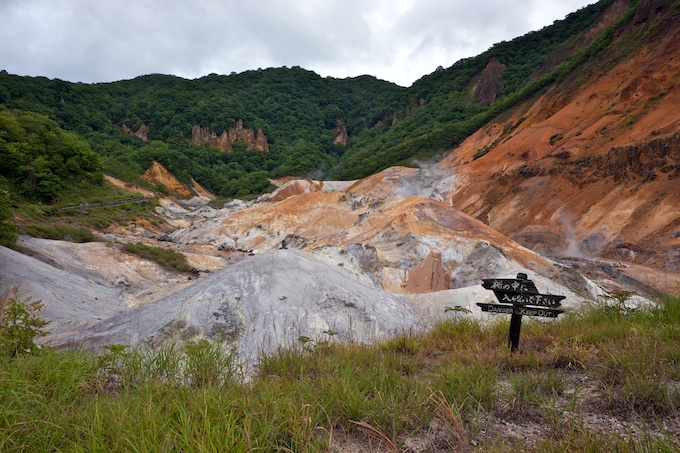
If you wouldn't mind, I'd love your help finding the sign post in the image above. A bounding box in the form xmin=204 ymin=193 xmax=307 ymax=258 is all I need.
xmin=477 ymin=273 xmax=565 ymax=351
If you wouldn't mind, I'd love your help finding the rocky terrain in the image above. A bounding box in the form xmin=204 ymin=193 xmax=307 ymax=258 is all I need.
xmin=1 ymin=0 xmax=678 ymax=371
xmin=0 ymin=166 xmax=642 ymax=367
xmin=2 ymin=3 xmax=679 ymax=451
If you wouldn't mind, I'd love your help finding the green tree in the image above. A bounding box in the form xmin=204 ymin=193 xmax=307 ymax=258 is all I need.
xmin=0 ymin=286 xmax=50 ymax=358
xmin=0 ymin=186 xmax=17 ymax=248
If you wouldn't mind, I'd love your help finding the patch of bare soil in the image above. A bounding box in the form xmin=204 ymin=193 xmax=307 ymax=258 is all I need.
xmin=104 ymin=175 xmax=155 ymax=197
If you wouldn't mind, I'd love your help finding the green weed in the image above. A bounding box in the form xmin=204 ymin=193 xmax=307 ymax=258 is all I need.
xmin=550 ymin=133 xmax=564 ymax=145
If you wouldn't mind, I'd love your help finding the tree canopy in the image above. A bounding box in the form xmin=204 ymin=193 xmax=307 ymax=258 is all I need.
xmin=0 ymin=108 xmax=103 ymax=202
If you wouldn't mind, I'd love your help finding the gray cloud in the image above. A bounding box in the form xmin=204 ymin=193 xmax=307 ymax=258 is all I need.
xmin=1 ymin=0 xmax=596 ymax=86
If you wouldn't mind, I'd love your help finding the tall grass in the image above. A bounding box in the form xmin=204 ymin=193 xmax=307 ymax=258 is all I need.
xmin=0 ymin=295 xmax=678 ymax=451
xmin=123 ymin=242 xmax=194 ymax=273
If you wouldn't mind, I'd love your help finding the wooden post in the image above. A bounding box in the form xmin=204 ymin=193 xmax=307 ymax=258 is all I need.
xmin=508 ymin=313 xmax=522 ymax=351
xmin=508 ymin=273 xmax=527 ymax=351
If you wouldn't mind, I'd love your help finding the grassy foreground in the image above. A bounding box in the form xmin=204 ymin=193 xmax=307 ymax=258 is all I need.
xmin=1 ymin=295 xmax=679 ymax=452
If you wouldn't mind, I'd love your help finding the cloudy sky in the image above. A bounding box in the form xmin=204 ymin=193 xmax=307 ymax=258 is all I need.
xmin=1 ymin=0 xmax=596 ymax=87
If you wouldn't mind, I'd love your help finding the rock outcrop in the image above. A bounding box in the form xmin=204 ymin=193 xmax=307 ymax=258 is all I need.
xmin=192 ymin=119 xmax=269 ymax=152
xmin=191 ymin=126 xmax=231 ymax=151
xmin=58 ymin=250 xmax=423 ymax=367
xmin=142 ymin=161 xmax=193 ymax=198
xmin=471 ymin=58 xmax=506 ymax=106
xmin=122 ymin=123 xmax=149 ymax=142
xmin=441 ymin=2 xmax=680 ymax=279
xmin=601 ymin=133 xmax=680 ymax=181
xmin=332 ymin=119 xmax=349 ymax=145
xmin=167 ymin=165 xmax=589 ymax=297
xmin=191 ymin=178 xmax=216 ymax=200
xmin=0 ymin=244 xmax=126 ymax=336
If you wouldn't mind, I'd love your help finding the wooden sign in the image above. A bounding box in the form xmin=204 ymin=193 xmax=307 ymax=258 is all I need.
xmin=477 ymin=303 xmax=563 ymax=318
xmin=481 ymin=278 xmax=538 ymax=294
xmin=476 ymin=303 xmax=514 ymax=315
xmin=478 ymin=273 xmax=565 ymax=351
xmin=493 ymin=291 xmax=564 ymax=307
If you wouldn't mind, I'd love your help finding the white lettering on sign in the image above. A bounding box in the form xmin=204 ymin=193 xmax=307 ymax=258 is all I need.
xmin=477 ymin=302 xmax=563 ymax=318
xmin=487 ymin=305 xmax=514 ymax=314
xmin=489 ymin=280 xmax=531 ymax=293
xmin=516 ymin=307 xmax=561 ymax=318
xmin=498 ymin=292 xmax=562 ymax=307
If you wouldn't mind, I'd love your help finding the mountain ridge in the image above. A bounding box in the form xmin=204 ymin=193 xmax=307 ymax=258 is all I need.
xmin=0 ymin=0 xmax=621 ymax=192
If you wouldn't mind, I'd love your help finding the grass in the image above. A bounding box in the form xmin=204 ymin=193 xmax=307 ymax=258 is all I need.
xmin=123 ymin=242 xmax=194 ymax=273
xmin=63 ymin=199 xmax=160 ymax=229
xmin=23 ymin=222 xmax=93 ymax=242
xmin=55 ymin=179 xmax=149 ymax=207
xmin=0 ymin=295 xmax=678 ymax=451
xmin=473 ymin=147 xmax=490 ymax=160
xmin=16 ymin=199 xmax=160 ymax=240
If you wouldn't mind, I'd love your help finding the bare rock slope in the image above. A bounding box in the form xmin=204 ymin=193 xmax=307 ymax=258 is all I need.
xmin=0 ymin=246 xmax=125 ymax=336
xmin=58 ymin=250 xmax=422 ymax=363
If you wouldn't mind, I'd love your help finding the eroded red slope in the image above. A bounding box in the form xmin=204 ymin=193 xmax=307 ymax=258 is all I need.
xmin=441 ymin=2 xmax=680 ymax=285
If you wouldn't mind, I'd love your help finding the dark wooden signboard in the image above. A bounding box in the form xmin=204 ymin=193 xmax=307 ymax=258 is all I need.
xmin=477 ymin=303 xmax=563 ymax=318
xmin=481 ymin=278 xmax=539 ymax=294
xmin=492 ymin=291 xmax=564 ymax=308
xmin=478 ymin=274 xmax=565 ymax=351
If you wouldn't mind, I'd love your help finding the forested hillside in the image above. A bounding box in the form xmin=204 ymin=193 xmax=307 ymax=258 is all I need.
xmin=1 ymin=0 xmax=619 ymax=199
xmin=0 ymin=109 xmax=102 ymax=201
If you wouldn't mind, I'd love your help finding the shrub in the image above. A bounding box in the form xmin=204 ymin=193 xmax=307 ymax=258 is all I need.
xmin=549 ymin=133 xmax=564 ymax=145
xmin=0 ymin=286 xmax=50 ymax=357
xmin=473 ymin=148 xmax=490 ymax=160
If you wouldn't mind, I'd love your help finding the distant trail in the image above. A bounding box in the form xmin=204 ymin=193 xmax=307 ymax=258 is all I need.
xmin=60 ymin=196 xmax=153 ymax=211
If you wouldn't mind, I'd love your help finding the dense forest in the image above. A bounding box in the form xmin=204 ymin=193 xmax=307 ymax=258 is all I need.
xmin=1 ymin=0 xmax=625 ymax=203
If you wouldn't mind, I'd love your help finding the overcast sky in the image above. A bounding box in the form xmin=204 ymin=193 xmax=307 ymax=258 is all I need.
xmin=1 ymin=0 xmax=597 ymax=87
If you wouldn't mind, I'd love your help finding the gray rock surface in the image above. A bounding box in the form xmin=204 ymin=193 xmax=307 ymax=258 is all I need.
xmin=60 ymin=249 xmax=422 ymax=367
xmin=449 ymin=242 xmax=515 ymax=288
xmin=0 ymin=246 xmax=126 ymax=336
